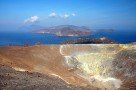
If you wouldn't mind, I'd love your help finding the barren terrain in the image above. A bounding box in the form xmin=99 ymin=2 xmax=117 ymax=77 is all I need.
xmin=0 ymin=45 xmax=136 ymax=90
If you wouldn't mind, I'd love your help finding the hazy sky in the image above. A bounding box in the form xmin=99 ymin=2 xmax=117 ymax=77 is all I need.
xmin=0 ymin=0 xmax=136 ymax=31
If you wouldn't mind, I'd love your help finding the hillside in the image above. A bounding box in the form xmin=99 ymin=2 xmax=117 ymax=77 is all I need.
xmin=0 ymin=65 xmax=90 ymax=90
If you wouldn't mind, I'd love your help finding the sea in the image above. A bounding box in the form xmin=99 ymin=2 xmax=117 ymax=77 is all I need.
xmin=0 ymin=30 xmax=136 ymax=45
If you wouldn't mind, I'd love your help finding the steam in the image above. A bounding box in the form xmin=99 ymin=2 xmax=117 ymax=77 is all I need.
xmin=59 ymin=45 xmax=122 ymax=90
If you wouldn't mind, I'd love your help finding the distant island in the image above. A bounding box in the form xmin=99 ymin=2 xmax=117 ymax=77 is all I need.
xmin=33 ymin=25 xmax=91 ymax=36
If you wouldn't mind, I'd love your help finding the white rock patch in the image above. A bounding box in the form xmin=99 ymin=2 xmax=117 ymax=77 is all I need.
xmin=13 ymin=67 xmax=27 ymax=72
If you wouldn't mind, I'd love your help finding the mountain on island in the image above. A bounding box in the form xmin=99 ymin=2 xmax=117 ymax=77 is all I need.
xmin=33 ymin=25 xmax=91 ymax=36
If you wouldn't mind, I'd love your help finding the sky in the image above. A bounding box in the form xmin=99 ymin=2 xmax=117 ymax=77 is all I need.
xmin=0 ymin=0 xmax=136 ymax=31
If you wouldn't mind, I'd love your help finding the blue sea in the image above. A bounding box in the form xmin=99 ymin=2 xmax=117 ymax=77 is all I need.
xmin=0 ymin=30 xmax=136 ymax=45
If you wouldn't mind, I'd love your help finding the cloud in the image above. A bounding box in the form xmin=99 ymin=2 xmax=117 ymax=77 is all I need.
xmin=61 ymin=13 xmax=76 ymax=19
xmin=24 ymin=16 xmax=39 ymax=23
xmin=61 ymin=14 xmax=70 ymax=19
xmin=71 ymin=13 xmax=76 ymax=16
xmin=49 ymin=12 xmax=76 ymax=19
xmin=49 ymin=12 xmax=57 ymax=18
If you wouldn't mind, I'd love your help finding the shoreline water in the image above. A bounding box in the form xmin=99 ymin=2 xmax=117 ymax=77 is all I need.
xmin=0 ymin=30 xmax=136 ymax=45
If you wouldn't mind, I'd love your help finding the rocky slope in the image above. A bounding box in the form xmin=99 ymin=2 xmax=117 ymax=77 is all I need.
xmin=0 ymin=45 xmax=136 ymax=90
xmin=0 ymin=65 xmax=90 ymax=90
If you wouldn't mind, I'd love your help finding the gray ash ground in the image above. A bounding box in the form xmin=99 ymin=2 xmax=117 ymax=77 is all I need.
xmin=0 ymin=65 xmax=91 ymax=90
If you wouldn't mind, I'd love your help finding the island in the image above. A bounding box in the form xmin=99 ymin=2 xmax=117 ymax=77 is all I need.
xmin=61 ymin=37 xmax=117 ymax=44
xmin=33 ymin=25 xmax=91 ymax=36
